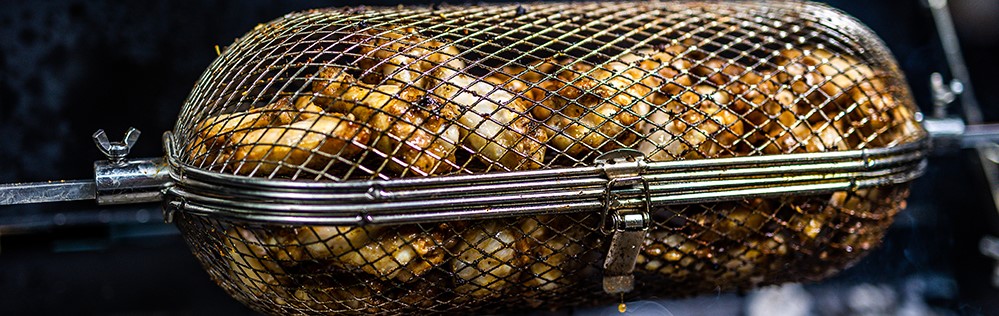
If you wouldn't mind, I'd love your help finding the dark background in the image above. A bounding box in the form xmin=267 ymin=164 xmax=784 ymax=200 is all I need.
xmin=1 ymin=0 xmax=998 ymax=315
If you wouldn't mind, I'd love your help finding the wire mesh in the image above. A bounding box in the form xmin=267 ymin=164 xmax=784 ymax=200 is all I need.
xmin=175 ymin=184 xmax=908 ymax=314
xmin=167 ymin=0 xmax=925 ymax=314
xmin=174 ymin=0 xmax=923 ymax=180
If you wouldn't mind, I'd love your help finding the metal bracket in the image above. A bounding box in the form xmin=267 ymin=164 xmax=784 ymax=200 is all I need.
xmin=91 ymin=127 xmax=170 ymax=206
xmin=923 ymin=116 xmax=966 ymax=154
xmin=595 ymin=149 xmax=651 ymax=294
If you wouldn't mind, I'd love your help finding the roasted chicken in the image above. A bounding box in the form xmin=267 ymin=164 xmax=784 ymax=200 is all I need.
xmin=542 ymin=60 xmax=655 ymax=157
xmin=451 ymin=220 xmax=526 ymax=299
xmin=357 ymin=28 xmax=465 ymax=89
xmin=190 ymin=96 xmax=370 ymax=177
xmin=312 ymin=66 xmax=461 ymax=177
xmin=433 ymin=68 xmax=548 ymax=170
xmin=285 ymin=225 xmax=446 ymax=282
xmin=191 ymin=26 xmax=924 ymax=312
xmin=637 ymin=85 xmax=744 ymax=160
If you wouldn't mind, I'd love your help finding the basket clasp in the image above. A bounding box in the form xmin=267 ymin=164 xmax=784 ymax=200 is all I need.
xmin=596 ymin=149 xmax=651 ymax=295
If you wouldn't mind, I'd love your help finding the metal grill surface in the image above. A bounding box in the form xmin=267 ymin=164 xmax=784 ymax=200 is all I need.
xmin=166 ymin=0 xmax=926 ymax=314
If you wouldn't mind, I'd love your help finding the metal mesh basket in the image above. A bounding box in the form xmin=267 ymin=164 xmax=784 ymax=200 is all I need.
xmin=163 ymin=1 xmax=927 ymax=314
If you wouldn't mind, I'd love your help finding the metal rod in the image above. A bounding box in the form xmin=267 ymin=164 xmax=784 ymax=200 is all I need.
xmin=974 ymin=144 xmax=999 ymax=220
xmin=0 ymin=157 xmax=170 ymax=206
xmin=0 ymin=180 xmax=97 ymax=205
xmin=923 ymin=117 xmax=999 ymax=150
xmin=929 ymin=0 xmax=983 ymax=124
xmin=961 ymin=124 xmax=999 ymax=147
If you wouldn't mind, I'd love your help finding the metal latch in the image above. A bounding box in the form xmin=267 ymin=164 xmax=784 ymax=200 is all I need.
xmin=595 ymin=149 xmax=651 ymax=295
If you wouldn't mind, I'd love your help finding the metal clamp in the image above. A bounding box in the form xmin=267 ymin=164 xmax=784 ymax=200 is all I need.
xmin=92 ymin=128 xmax=170 ymax=205
xmin=595 ymin=149 xmax=652 ymax=294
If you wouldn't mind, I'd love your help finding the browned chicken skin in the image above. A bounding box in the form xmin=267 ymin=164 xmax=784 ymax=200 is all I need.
xmin=542 ymin=60 xmax=655 ymax=157
xmin=312 ymin=66 xmax=461 ymax=177
xmin=228 ymin=113 xmax=370 ymax=176
xmin=284 ymin=225 xmax=447 ymax=282
xmin=638 ymin=85 xmax=745 ymax=160
xmin=357 ymin=27 xmax=464 ymax=89
xmin=434 ymin=67 xmax=549 ymax=170
xmin=190 ymin=96 xmax=370 ymax=177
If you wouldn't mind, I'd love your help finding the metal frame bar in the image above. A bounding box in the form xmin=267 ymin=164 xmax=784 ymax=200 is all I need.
xmin=165 ymin=138 xmax=927 ymax=225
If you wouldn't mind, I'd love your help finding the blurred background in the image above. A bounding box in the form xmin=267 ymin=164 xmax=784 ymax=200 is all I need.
xmin=1 ymin=0 xmax=998 ymax=314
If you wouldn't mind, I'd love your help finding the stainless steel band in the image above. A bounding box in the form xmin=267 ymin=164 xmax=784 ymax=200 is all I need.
xmin=163 ymin=136 xmax=928 ymax=226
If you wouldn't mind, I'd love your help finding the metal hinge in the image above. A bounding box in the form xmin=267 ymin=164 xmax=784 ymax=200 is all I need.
xmin=595 ymin=149 xmax=651 ymax=295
